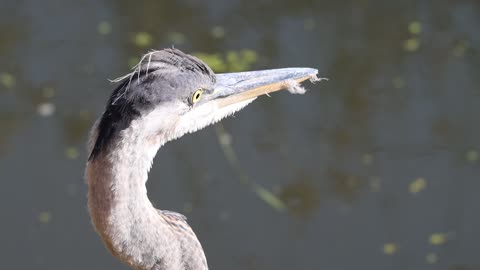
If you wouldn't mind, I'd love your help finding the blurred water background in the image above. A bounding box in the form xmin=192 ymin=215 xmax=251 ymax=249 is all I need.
xmin=0 ymin=1 xmax=479 ymax=269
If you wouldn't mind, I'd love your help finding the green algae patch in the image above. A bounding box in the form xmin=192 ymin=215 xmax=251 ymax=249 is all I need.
xmin=409 ymin=177 xmax=427 ymax=194
xmin=429 ymin=233 xmax=447 ymax=245
xmin=0 ymin=72 xmax=15 ymax=89
xmin=65 ymin=146 xmax=79 ymax=160
xmin=38 ymin=211 xmax=52 ymax=224
xmin=133 ymin=32 xmax=153 ymax=47
xmin=404 ymin=38 xmax=420 ymax=52
xmin=128 ymin=56 xmax=140 ymax=68
xmin=466 ymin=150 xmax=478 ymax=163
xmin=194 ymin=49 xmax=258 ymax=73
xmin=98 ymin=21 xmax=112 ymax=35
xmin=382 ymin=243 xmax=397 ymax=255
xmin=408 ymin=21 xmax=422 ymax=35
xmin=193 ymin=53 xmax=227 ymax=72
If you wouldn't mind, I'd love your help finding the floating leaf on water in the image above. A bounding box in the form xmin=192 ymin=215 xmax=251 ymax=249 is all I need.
xmin=133 ymin=32 xmax=153 ymax=47
xmin=167 ymin=32 xmax=187 ymax=45
xmin=426 ymin=252 xmax=438 ymax=264
xmin=97 ymin=21 xmax=112 ymax=35
xmin=404 ymin=38 xmax=420 ymax=52
xmin=37 ymin=103 xmax=56 ymax=117
xmin=210 ymin=26 xmax=225 ymax=39
xmin=65 ymin=146 xmax=79 ymax=160
xmin=38 ymin=211 xmax=52 ymax=224
xmin=408 ymin=21 xmax=422 ymax=35
xmin=429 ymin=233 xmax=447 ymax=245
xmin=466 ymin=150 xmax=478 ymax=163
xmin=409 ymin=177 xmax=427 ymax=194
xmin=383 ymin=243 xmax=397 ymax=255
xmin=0 ymin=72 xmax=15 ymax=89
xmin=253 ymin=185 xmax=286 ymax=211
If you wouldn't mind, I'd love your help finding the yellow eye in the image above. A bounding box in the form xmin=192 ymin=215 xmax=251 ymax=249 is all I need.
xmin=191 ymin=89 xmax=203 ymax=104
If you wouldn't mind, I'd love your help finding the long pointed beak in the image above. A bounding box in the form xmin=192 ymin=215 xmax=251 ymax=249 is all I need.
xmin=212 ymin=68 xmax=319 ymax=107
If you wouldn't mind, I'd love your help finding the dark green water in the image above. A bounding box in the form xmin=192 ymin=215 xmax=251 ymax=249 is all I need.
xmin=0 ymin=1 xmax=479 ymax=269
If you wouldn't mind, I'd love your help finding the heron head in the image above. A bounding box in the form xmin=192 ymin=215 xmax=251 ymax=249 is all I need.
xmin=89 ymin=48 xmax=317 ymax=161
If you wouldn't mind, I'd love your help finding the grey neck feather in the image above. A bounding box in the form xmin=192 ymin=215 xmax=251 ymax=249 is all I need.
xmin=86 ymin=117 xmax=184 ymax=269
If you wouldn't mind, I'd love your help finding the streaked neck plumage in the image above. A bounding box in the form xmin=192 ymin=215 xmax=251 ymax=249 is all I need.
xmin=86 ymin=116 xmax=186 ymax=270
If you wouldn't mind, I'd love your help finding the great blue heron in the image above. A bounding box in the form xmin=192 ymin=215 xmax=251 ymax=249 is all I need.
xmin=85 ymin=48 xmax=319 ymax=270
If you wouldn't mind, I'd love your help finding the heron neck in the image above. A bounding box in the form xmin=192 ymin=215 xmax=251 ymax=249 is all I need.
xmin=86 ymin=122 xmax=165 ymax=239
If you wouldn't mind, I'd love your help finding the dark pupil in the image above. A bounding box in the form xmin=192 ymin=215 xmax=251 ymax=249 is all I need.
xmin=195 ymin=93 xmax=200 ymax=99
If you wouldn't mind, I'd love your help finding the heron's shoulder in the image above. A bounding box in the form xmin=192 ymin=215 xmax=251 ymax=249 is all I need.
xmin=157 ymin=210 xmax=187 ymax=221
